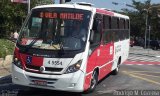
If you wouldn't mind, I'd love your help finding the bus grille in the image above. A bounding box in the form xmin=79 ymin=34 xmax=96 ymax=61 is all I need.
xmin=25 ymin=64 xmax=63 ymax=72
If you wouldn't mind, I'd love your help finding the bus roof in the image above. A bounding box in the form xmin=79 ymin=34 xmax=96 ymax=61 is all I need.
xmin=96 ymin=8 xmax=129 ymax=19
xmin=33 ymin=3 xmax=93 ymax=11
xmin=33 ymin=3 xmax=129 ymax=19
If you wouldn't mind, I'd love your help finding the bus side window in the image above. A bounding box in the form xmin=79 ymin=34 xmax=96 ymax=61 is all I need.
xmin=90 ymin=15 xmax=102 ymax=46
xmin=103 ymin=15 xmax=112 ymax=44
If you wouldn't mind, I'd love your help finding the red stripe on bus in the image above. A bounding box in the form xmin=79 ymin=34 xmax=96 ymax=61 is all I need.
xmin=20 ymin=54 xmax=43 ymax=67
xmin=96 ymin=9 xmax=114 ymax=16
xmin=84 ymin=74 xmax=92 ymax=91
xmin=32 ymin=56 xmax=43 ymax=66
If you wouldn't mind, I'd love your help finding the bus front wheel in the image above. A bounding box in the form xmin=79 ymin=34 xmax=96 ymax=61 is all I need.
xmin=86 ymin=71 xmax=98 ymax=93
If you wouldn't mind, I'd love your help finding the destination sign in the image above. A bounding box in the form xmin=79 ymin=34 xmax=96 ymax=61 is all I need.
xmin=40 ymin=12 xmax=84 ymax=20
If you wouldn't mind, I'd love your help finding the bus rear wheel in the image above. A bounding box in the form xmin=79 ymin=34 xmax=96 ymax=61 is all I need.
xmin=112 ymin=65 xmax=119 ymax=75
xmin=112 ymin=59 xmax=120 ymax=75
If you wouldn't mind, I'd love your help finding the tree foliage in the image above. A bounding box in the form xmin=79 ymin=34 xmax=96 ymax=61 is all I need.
xmin=1 ymin=0 xmax=159 ymax=39
xmin=0 ymin=0 xmax=27 ymax=38
xmin=123 ymin=0 xmax=160 ymax=40
xmin=0 ymin=0 xmax=53 ymax=38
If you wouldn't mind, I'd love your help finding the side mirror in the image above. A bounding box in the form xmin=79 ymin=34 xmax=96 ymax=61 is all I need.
xmin=93 ymin=20 xmax=102 ymax=33
xmin=89 ymin=29 xmax=94 ymax=44
xmin=92 ymin=20 xmax=98 ymax=31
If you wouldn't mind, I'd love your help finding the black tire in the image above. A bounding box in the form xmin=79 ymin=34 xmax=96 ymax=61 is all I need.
xmin=86 ymin=71 xmax=98 ymax=93
xmin=112 ymin=60 xmax=120 ymax=75
xmin=112 ymin=65 xmax=119 ymax=75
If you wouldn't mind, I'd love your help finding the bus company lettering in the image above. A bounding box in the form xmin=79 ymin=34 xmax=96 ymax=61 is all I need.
xmin=40 ymin=12 xmax=84 ymax=20
xmin=115 ymin=45 xmax=121 ymax=54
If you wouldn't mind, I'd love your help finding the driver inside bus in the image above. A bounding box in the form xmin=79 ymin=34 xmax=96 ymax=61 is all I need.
xmin=45 ymin=28 xmax=53 ymax=44
xmin=72 ymin=22 xmax=87 ymax=42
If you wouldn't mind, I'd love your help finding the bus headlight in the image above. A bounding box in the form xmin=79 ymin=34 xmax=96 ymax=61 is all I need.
xmin=13 ymin=57 xmax=22 ymax=69
xmin=65 ymin=60 xmax=82 ymax=74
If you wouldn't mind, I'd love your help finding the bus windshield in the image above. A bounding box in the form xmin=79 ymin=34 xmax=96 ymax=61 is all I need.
xmin=18 ymin=8 xmax=91 ymax=51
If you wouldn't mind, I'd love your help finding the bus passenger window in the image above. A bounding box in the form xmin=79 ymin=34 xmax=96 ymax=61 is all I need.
xmin=90 ymin=17 xmax=101 ymax=46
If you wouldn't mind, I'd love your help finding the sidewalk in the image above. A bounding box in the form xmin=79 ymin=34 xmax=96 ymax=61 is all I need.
xmin=129 ymin=46 xmax=160 ymax=57
xmin=0 ymin=55 xmax=12 ymax=76
xmin=124 ymin=46 xmax=160 ymax=65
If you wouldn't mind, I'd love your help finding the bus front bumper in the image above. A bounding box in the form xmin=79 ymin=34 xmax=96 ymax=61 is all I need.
xmin=12 ymin=64 xmax=85 ymax=92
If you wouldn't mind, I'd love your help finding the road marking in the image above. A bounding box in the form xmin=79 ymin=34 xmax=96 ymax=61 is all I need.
xmin=124 ymin=61 xmax=160 ymax=65
xmin=124 ymin=64 xmax=160 ymax=66
xmin=124 ymin=71 xmax=160 ymax=74
xmin=122 ymin=71 xmax=160 ymax=86
xmin=156 ymin=56 xmax=160 ymax=58
xmin=125 ymin=64 xmax=133 ymax=65
xmin=129 ymin=72 xmax=160 ymax=78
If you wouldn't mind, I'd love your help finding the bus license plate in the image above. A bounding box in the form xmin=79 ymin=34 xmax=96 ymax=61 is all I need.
xmin=33 ymin=80 xmax=47 ymax=86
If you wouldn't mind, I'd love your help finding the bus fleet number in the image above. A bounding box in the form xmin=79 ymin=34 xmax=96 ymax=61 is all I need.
xmin=48 ymin=60 xmax=62 ymax=65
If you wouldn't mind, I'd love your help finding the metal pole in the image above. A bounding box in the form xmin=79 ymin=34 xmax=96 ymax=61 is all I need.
xmin=28 ymin=0 xmax=30 ymax=14
xmin=148 ymin=25 xmax=151 ymax=48
xmin=60 ymin=0 xmax=65 ymax=4
xmin=52 ymin=0 xmax=55 ymax=3
xmin=144 ymin=10 xmax=148 ymax=49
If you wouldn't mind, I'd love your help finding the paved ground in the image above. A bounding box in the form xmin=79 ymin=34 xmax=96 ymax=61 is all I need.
xmin=0 ymin=66 xmax=10 ymax=77
xmin=0 ymin=46 xmax=160 ymax=96
xmin=1 ymin=64 xmax=160 ymax=96
xmin=124 ymin=53 xmax=160 ymax=65
xmin=0 ymin=60 xmax=11 ymax=77
xmin=124 ymin=46 xmax=160 ymax=66
xmin=129 ymin=46 xmax=160 ymax=57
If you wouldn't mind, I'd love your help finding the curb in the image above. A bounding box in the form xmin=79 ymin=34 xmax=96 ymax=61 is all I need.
xmin=0 ymin=58 xmax=4 ymax=62
xmin=0 ymin=75 xmax=11 ymax=80
xmin=0 ymin=55 xmax=13 ymax=67
xmin=129 ymin=53 xmax=158 ymax=57
xmin=0 ymin=76 xmax=4 ymax=79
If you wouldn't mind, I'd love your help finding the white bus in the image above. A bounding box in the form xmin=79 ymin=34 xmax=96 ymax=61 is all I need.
xmin=12 ymin=2 xmax=130 ymax=92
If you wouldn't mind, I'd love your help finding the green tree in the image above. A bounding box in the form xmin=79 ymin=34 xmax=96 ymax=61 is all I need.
xmin=0 ymin=0 xmax=27 ymax=38
xmin=122 ymin=0 xmax=160 ymax=40
xmin=0 ymin=0 xmax=54 ymax=38
xmin=35 ymin=0 xmax=53 ymax=5
xmin=149 ymin=6 xmax=160 ymax=39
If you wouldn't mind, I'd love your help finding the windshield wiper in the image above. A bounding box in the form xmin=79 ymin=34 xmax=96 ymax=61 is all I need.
xmin=57 ymin=37 xmax=65 ymax=55
xmin=50 ymin=41 xmax=59 ymax=50
xmin=27 ymin=39 xmax=38 ymax=47
xmin=22 ymin=39 xmax=39 ymax=52
xmin=59 ymin=41 xmax=64 ymax=51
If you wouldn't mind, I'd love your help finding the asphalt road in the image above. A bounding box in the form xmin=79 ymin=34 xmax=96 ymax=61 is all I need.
xmin=0 ymin=46 xmax=160 ymax=96
xmin=1 ymin=63 xmax=160 ymax=96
